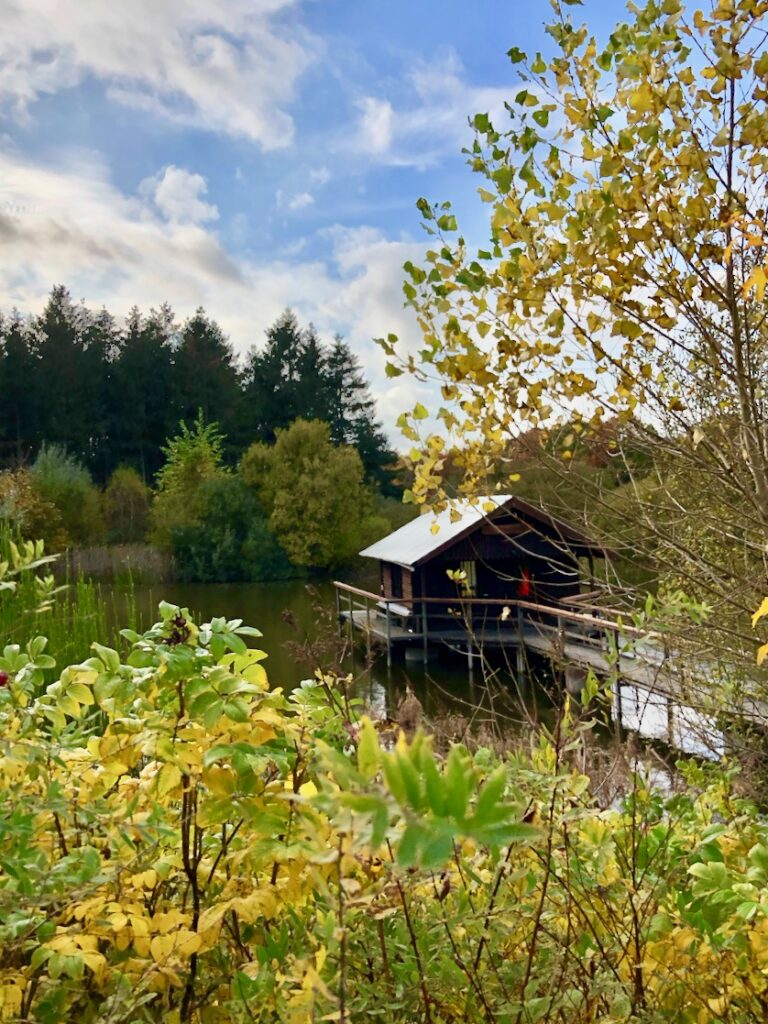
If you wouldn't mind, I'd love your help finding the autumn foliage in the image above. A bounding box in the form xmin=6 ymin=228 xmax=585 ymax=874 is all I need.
xmin=0 ymin=602 xmax=768 ymax=1022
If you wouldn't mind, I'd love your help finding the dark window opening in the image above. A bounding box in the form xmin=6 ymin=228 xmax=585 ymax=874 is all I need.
xmin=391 ymin=564 xmax=403 ymax=599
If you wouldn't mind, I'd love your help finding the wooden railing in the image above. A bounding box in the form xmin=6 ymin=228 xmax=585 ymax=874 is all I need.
xmin=332 ymin=580 xmax=660 ymax=660
xmin=333 ymin=581 xmax=659 ymax=634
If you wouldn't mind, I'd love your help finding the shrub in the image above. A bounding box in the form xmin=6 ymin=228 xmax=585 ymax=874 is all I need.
xmin=241 ymin=419 xmax=386 ymax=569
xmin=0 ymin=468 xmax=67 ymax=550
xmin=1 ymin=609 xmax=767 ymax=1022
xmin=103 ymin=465 xmax=150 ymax=543
xmin=151 ymin=415 xmax=226 ymax=550
xmin=30 ymin=444 xmax=105 ymax=546
xmin=170 ymin=476 xmax=295 ymax=582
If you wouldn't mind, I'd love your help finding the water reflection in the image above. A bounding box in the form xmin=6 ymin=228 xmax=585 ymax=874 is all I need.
xmin=109 ymin=579 xmax=540 ymax=724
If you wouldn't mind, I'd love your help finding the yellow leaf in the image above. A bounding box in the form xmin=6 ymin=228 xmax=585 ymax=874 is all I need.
xmin=629 ymin=83 xmax=653 ymax=113
xmin=757 ymin=643 xmax=768 ymax=667
xmin=155 ymin=763 xmax=182 ymax=798
xmin=752 ymin=597 xmax=768 ymax=628
xmin=743 ymin=265 xmax=767 ymax=302
xmin=150 ymin=929 xmax=201 ymax=963
xmin=203 ymin=764 xmax=237 ymax=798
xmin=130 ymin=869 xmax=158 ymax=890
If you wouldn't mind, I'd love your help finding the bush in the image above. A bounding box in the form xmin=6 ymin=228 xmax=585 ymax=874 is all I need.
xmin=103 ymin=465 xmax=150 ymax=543
xmin=0 ymin=469 xmax=67 ymax=550
xmin=170 ymin=475 xmax=295 ymax=582
xmin=241 ymin=419 xmax=386 ymax=570
xmin=1 ymin=609 xmax=767 ymax=1023
xmin=30 ymin=445 xmax=105 ymax=546
xmin=151 ymin=415 xmax=227 ymax=550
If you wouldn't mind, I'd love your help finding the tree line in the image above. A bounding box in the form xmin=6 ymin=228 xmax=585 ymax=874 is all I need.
xmin=0 ymin=286 xmax=396 ymax=493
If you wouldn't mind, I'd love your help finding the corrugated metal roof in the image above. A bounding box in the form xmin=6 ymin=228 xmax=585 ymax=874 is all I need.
xmin=359 ymin=495 xmax=514 ymax=570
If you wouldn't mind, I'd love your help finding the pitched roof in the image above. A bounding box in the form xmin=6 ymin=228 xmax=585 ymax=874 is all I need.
xmin=359 ymin=495 xmax=608 ymax=571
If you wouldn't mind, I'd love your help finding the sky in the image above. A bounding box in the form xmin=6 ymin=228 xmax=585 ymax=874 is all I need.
xmin=0 ymin=0 xmax=621 ymax=440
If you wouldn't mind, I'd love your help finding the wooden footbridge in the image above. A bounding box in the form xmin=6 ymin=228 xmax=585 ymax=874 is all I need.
xmin=333 ymin=581 xmax=763 ymax=760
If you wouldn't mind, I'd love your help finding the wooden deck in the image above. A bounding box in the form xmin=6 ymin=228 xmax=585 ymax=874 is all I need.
xmin=334 ymin=581 xmax=767 ymax=760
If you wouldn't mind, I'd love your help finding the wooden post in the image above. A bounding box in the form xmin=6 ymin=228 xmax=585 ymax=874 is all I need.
xmin=365 ymin=598 xmax=372 ymax=658
xmin=467 ymin=642 xmax=474 ymax=680
xmin=516 ymin=643 xmax=525 ymax=685
xmin=421 ymin=602 xmax=428 ymax=662
xmin=335 ymin=586 xmax=341 ymax=636
xmin=386 ymin=601 xmax=392 ymax=667
xmin=347 ymin=593 xmax=354 ymax=649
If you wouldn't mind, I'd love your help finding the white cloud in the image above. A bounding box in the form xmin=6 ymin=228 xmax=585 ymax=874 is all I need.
xmin=0 ymin=148 xmax=428 ymax=442
xmin=0 ymin=0 xmax=315 ymax=148
xmin=357 ymin=97 xmax=395 ymax=156
xmin=140 ymin=166 xmax=218 ymax=225
xmin=352 ymin=51 xmax=512 ymax=167
xmin=276 ymin=189 xmax=315 ymax=212
xmin=309 ymin=167 xmax=331 ymax=186
xmin=287 ymin=191 xmax=315 ymax=211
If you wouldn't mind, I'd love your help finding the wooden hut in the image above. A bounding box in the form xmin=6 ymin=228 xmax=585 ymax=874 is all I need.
xmin=335 ymin=495 xmax=610 ymax=661
xmin=363 ymin=494 xmax=605 ymax=606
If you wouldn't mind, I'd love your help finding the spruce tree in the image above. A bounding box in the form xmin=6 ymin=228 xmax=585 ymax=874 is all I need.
xmin=241 ymin=310 xmax=305 ymax=442
xmin=0 ymin=311 xmax=39 ymax=463
xmin=324 ymin=336 xmax=396 ymax=492
xmin=109 ymin=305 xmax=181 ymax=481
xmin=174 ymin=308 xmax=240 ymax=440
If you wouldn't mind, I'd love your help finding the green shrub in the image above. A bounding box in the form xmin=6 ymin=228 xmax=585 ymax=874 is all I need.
xmin=1 ymin=609 xmax=767 ymax=1023
xmin=241 ymin=419 xmax=386 ymax=570
xmin=30 ymin=445 xmax=105 ymax=546
xmin=103 ymin=465 xmax=150 ymax=543
xmin=151 ymin=414 xmax=227 ymax=550
xmin=171 ymin=476 xmax=295 ymax=582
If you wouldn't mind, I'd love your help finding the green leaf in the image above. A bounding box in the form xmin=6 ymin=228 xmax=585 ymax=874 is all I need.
xmin=412 ymin=403 xmax=429 ymax=420
xmin=437 ymin=214 xmax=457 ymax=232
xmin=397 ymin=822 xmax=424 ymax=867
xmin=357 ymin=717 xmax=380 ymax=781
xmin=472 ymin=767 xmax=508 ymax=826
xmin=444 ymin=747 xmax=472 ymax=821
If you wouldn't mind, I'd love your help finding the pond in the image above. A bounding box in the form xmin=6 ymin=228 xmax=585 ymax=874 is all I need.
xmin=100 ymin=578 xmax=721 ymax=767
xmin=106 ymin=578 xmax=554 ymax=732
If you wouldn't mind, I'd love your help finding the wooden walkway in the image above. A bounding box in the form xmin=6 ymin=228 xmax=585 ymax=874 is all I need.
xmin=334 ymin=581 xmax=766 ymax=760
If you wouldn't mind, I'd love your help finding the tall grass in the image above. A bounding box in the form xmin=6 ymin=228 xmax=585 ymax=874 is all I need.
xmin=0 ymin=546 xmax=140 ymax=671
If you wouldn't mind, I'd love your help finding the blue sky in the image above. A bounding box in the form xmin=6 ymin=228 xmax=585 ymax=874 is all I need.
xmin=0 ymin=0 xmax=620 ymax=437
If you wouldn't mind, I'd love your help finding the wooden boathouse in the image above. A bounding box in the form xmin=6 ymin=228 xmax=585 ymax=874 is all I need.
xmin=334 ymin=494 xmax=610 ymax=666
xmin=334 ymin=495 xmax=766 ymax=760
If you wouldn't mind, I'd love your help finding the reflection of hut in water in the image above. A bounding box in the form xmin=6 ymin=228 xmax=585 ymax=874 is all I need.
xmin=359 ymin=494 xmax=608 ymax=630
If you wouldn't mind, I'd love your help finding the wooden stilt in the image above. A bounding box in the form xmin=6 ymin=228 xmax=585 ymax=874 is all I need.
xmin=386 ymin=604 xmax=392 ymax=667
xmin=516 ymin=643 xmax=525 ymax=685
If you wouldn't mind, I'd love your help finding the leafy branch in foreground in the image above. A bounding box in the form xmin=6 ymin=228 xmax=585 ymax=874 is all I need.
xmin=1 ymin=603 xmax=768 ymax=1020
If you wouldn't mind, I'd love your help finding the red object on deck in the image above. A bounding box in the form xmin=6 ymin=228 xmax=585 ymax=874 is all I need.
xmin=518 ymin=568 xmax=531 ymax=598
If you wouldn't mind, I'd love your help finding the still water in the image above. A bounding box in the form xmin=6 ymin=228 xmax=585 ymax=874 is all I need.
xmin=108 ymin=579 xmax=547 ymax=728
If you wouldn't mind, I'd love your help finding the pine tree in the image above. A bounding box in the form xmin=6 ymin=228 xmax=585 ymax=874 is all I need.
xmin=295 ymin=325 xmax=330 ymax=422
xmin=109 ymin=305 xmax=180 ymax=481
xmin=33 ymin=286 xmax=113 ymax=475
xmin=174 ymin=308 xmax=240 ymax=442
xmin=324 ymin=336 xmax=396 ymax=492
xmin=0 ymin=311 xmax=39 ymax=463
xmin=241 ymin=310 xmax=305 ymax=442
